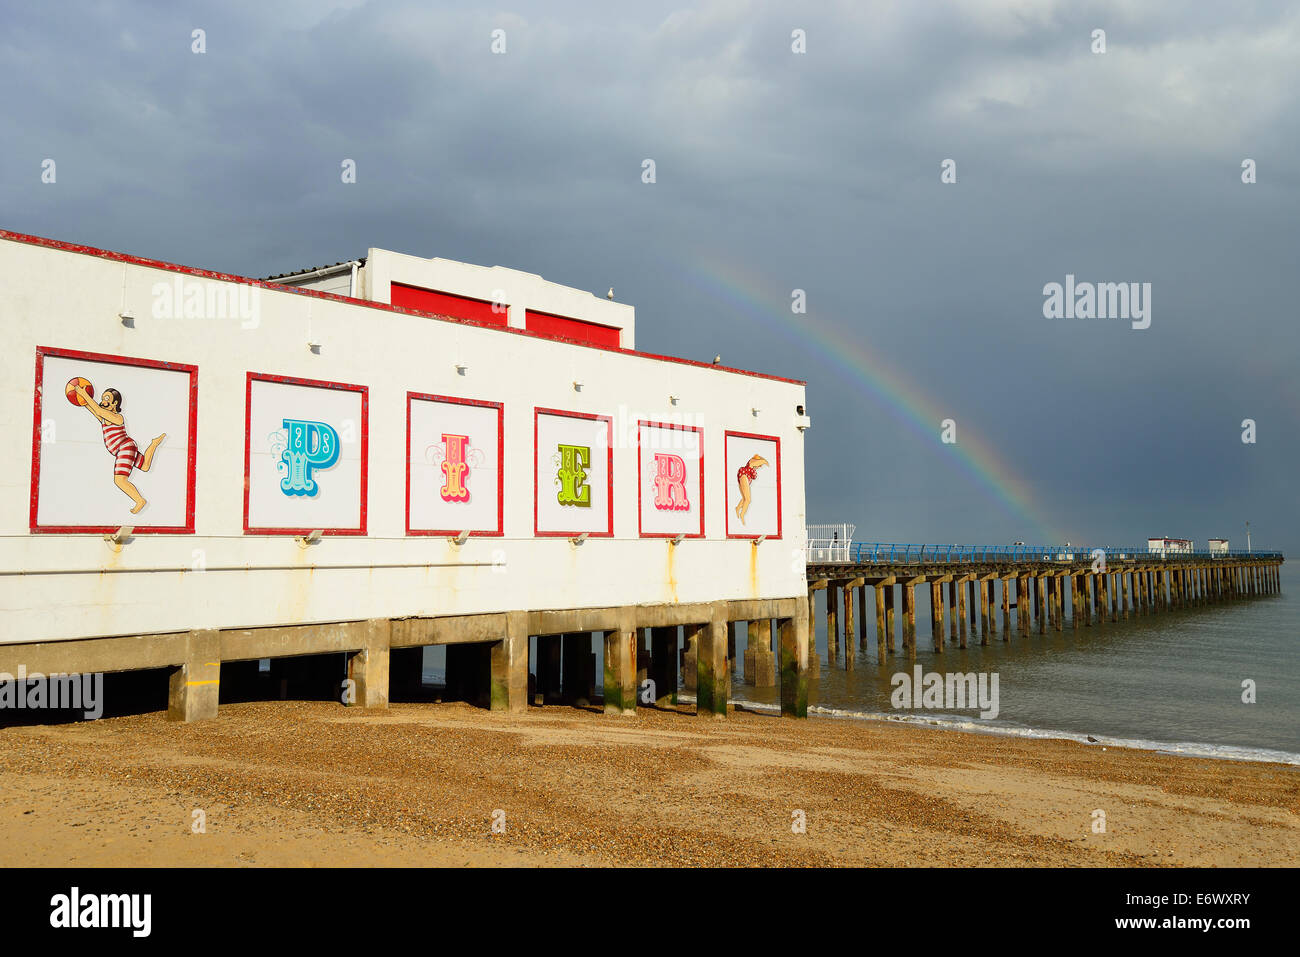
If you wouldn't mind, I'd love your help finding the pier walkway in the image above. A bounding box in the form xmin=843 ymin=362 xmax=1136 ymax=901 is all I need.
xmin=800 ymin=528 xmax=1284 ymax=672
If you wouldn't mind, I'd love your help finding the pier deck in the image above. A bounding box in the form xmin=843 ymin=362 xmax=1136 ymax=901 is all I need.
xmin=803 ymin=540 xmax=1284 ymax=669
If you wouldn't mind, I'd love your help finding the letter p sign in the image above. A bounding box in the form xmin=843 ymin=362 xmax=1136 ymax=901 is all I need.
xmin=280 ymin=419 xmax=340 ymax=497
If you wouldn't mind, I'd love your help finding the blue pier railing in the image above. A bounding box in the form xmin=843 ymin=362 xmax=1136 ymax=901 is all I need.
xmin=814 ymin=542 xmax=1283 ymax=564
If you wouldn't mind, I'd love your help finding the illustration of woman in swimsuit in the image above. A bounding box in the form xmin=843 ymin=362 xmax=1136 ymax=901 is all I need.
xmin=734 ymin=453 xmax=769 ymax=525
xmin=72 ymin=383 xmax=166 ymax=514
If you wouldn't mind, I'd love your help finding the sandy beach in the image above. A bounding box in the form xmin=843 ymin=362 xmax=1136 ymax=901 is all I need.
xmin=1 ymin=701 xmax=1296 ymax=867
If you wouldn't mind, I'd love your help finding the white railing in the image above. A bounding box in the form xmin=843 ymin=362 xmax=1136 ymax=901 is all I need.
xmin=806 ymin=523 xmax=855 ymax=563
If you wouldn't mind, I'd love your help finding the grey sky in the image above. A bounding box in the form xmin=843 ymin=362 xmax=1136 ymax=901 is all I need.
xmin=4 ymin=0 xmax=1296 ymax=553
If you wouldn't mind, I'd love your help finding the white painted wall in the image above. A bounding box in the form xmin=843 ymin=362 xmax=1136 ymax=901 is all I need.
xmin=364 ymin=249 xmax=635 ymax=348
xmin=0 ymin=236 xmax=807 ymax=644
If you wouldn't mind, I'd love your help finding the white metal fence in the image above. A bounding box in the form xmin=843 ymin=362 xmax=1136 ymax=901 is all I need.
xmin=805 ymin=523 xmax=854 ymax=563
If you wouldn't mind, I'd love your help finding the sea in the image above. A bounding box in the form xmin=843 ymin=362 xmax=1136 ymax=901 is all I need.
xmin=422 ymin=563 xmax=1299 ymax=765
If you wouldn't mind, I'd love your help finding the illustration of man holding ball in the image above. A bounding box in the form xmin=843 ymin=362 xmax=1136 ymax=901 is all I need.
xmin=67 ymin=377 xmax=166 ymax=514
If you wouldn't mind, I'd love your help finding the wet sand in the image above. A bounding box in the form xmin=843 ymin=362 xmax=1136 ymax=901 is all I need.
xmin=1 ymin=701 xmax=1296 ymax=867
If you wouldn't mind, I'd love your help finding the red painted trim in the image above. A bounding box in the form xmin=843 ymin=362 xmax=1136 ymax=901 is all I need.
xmin=524 ymin=309 xmax=622 ymax=349
xmin=243 ymin=371 xmax=369 ymax=536
xmin=391 ymin=283 xmax=508 ymax=327
xmin=30 ymin=346 xmax=199 ymax=534
xmin=533 ymin=407 xmax=614 ymax=538
xmin=0 ymin=230 xmax=804 ymax=386
xmin=405 ymin=392 xmax=505 ymax=537
xmin=635 ymin=419 xmax=705 ymax=539
xmin=724 ymin=429 xmax=782 ymax=541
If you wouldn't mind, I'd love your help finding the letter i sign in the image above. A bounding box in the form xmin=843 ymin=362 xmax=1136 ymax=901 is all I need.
xmin=440 ymin=433 xmax=470 ymax=502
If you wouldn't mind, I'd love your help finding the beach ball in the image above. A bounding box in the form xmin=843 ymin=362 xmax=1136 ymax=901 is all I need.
xmin=65 ymin=376 xmax=94 ymax=406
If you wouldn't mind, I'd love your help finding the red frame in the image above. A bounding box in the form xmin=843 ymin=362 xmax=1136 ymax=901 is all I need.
xmin=30 ymin=347 xmax=199 ymax=534
xmin=636 ymin=420 xmax=705 ymax=539
xmin=724 ymin=430 xmax=782 ymax=540
xmin=243 ymin=372 xmax=369 ymax=536
xmin=534 ymin=408 xmax=614 ymax=538
xmin=0 ymin=231 xmax=803 ymax=386
xmin=405 ymin=393 xmax=505 ymax=537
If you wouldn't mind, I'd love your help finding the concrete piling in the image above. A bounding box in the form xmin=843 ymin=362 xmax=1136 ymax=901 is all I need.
xmin=744 ymin=619 xmax=776 ymax=687
xmin=649 ymin=626 xmax=677 ymax=707
xmin=696 ymin=616 xmax=728 ymax=718
xmin=345 ymin=618 xmax=391 ymax=710
xmin=777 ymin=608 xmax=809 ymax=718
xmin=603 ymin=613 xmax=637 ymax=716
xmin=167 ymin=629 xmax=220 ymax=723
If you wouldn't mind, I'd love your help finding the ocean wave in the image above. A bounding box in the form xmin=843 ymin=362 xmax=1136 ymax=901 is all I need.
xmin=687 ymin=694 xmax=1300 ymax=766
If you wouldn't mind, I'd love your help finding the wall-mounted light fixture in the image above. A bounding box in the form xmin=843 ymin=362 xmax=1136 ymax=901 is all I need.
xmin=448 ymin=530 xmax=470 ymax=545
xmin=455 ymin=363 xmax=469 ymax=376
xmin=751 ymin=407 xmax=760 ymax=417
xmin=670 ymin=533 xmax=685 ymax=545
xmin=118 ymin=264 xmax=133 ymax=327
xmin=754 ymin=535 xmax=767 ymax=546
xmin=296 ymin=529 xmax=324 ymax=548
xmin=669 ymin=395 xmax=679 ymax=406
xmin=103 ymin=526 xmax=134 ymax=552
xmin=570 ymin=531 xmax=590 ymax=546
xmin=573 ymin=380 xmax=584 ymax=392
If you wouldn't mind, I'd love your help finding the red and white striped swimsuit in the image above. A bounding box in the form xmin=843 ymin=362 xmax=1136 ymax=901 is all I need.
xmin=101 ymin=420 xmax=143 ymax=476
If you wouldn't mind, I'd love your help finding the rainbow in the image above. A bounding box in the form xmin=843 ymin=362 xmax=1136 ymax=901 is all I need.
xmin=664 ymin=253 xmax=1065 ymax=543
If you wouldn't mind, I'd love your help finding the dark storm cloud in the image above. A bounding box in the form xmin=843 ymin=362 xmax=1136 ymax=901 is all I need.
xmin=3 ymin=0 xmax=1296 ymax=551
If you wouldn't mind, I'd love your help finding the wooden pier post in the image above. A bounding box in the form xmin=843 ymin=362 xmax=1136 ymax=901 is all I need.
xmin=980 ymin=576 xmax=993 ymax=643
xmin=1037 ymin=574 xmax=1047 ymax=634
xmin=1121 ymin=570 xmax=1130 ymax=619
xmin=948 ymin=580 xmax=959 ymax=644
xmin=968 ymin=578 xmax=978 ymax=639
xmin=930 ymin=580 xmax=944 ymax=653
xmin=825 ymin=583 xmax=840 ymax=667
xmin=957 ymin=577 xmax=967 ymax=645
xmin=1000 ymin=577 xmax=1011 ymax=639
xmin=885 ymin=584 xmax=896 ymax=653
xmin=1053 ymin=573 xmax=1064 ymax=632
xmin=874 ymin=582 xmax=887 ymax=664
xmin=858 ymin=584 xmax=869 ymax=651
xmin=806 ymin=582 xmax=822 ymax=678
xmin=1046 ymin=574 xmax=1056 ymax=630
xmin=902 ymin=580 xmax=917 ymax=659
xmin=844 ymin=580 xmax=861 ymax=669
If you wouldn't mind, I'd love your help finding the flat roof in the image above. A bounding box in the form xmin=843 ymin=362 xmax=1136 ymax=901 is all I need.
xmin=1 ymin=229 xmax=804 ymax=386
